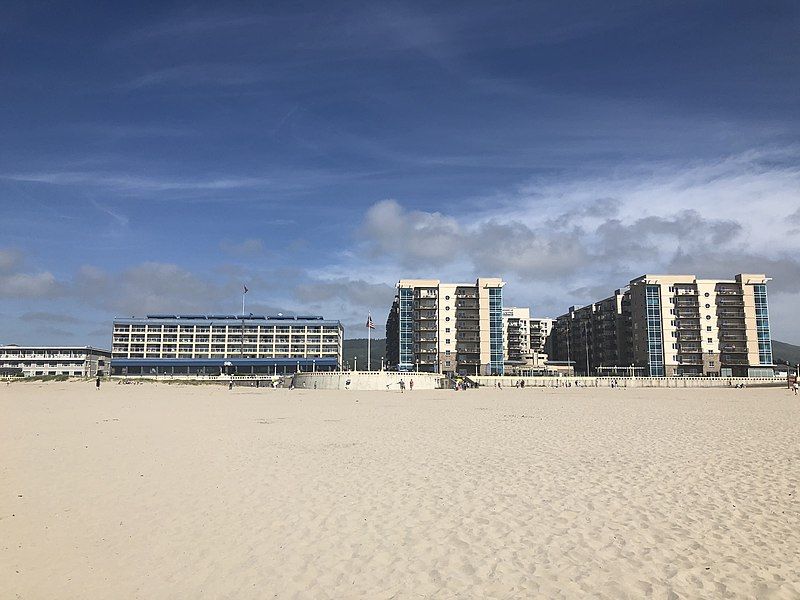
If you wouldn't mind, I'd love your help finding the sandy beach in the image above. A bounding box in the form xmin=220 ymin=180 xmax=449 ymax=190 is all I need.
xmin=1 ymin=382 xmax=799 ymax=599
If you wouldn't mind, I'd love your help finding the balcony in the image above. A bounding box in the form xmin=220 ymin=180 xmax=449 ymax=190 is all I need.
xmin=456 ymin=335 xmax=479 ymax=342
xmin=679 ymin=358 xmax=703 ymax=365
xmin=675 ymin=299 xmax=699 ymax=307
xmin=721 ymin=357 xmax=749 ymax=365
xmin=717 ymin=298 xmax=744 ymax=307
xmin=675 ymin=310 xmax=700 ymax=319
xmin=415 ymin=311 xmax=437 ymax=320
xmin=415 ymin=301 xmax=437 ymax=309
xmin=719 ymin=321 xmax=746 ymax=329
xmin=679 ymin=345 xmax=702 ymax=353
xmin=717 ymin=311 xmax=745 ymax=319
xmin=676 ymin=323 xmax=700 ymax=330
xmin=720 ymin=345 xmax=748 ymax=353
xmin=716 ymin=289 xmax=742 ymax=296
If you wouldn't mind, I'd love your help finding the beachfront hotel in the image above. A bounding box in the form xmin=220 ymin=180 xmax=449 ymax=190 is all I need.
xmin=551 ymin=274 xmax=774 ymax=377
xmin=385 ymin=278 xmax=505 ymax=375
xmin=0 ymin=345 xmax=111 ymax=377
xmin=111 ymin=314 xmax=343 ymax=376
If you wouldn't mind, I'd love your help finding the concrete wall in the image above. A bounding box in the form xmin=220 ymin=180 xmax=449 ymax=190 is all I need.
xmin=292 ymin=370 xmax=446 ymax=390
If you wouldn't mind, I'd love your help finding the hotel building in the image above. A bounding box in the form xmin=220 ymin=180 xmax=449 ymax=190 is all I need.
xmin=551 ymin=274 xmax=773 ymax=377
xmin=0 ymin=345 xmax=111 ymax=377
xmin=111 ymin=314 xmax=343 ymax=376
xmin=386 ymin=278 xmax=505 ymax=375
xmin=502 ymin=310 xmax=560 ymax=375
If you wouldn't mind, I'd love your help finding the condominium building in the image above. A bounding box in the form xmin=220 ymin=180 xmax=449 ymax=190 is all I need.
xmin=502 ymin=308 xmax=555 ymax=375
xmin=551 ymin=274 xmax=773 ymax=377
xmin=529 ymin=317 xmax=554 ymax=356
xmin=503 ymin=307 xmax=531 ymax=370
xmin=386 ymin=278 xmax=505 ymax=375
xmin=111 ymin=314 xmax=343 ymax=376
xmin=551 ymin=289 xmax=632 ymax=376
xmin=0 ymin=345 xmax=111 ymax=377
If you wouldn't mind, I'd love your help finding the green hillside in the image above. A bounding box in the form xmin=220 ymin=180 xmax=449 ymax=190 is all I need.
xmin=343 ymin=338 xmax=387 ymax=371
xmin=772 ymin=340 xmax=800 ymax=366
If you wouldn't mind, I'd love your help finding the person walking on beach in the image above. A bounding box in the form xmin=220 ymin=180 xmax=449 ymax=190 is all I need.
xmin=793 ymin=381 xmax=798 ymax=395
xmin=95 ymin=376 xmax=101 ymax=390
xmin=399 ymin=379 xmax=405 ymax=393
xmin=409 ymin=379 xmax=414 ymax=391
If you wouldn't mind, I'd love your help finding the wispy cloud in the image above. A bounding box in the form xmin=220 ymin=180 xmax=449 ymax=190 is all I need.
xmin=120 ymin=63 xmax=269 ymax=90
xmin=2 ymin=171 xmax=272 ymax=193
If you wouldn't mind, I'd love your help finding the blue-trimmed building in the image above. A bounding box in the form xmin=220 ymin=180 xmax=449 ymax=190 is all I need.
xmin=551 ymin=273 xmax=774 ymax=378
xmin=111 ymin=314 xmax=343 ymax=376
xmin=385 ymin=278 xmax=505 ymax=376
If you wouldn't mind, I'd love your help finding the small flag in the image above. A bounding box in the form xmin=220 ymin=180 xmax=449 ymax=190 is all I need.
xmin=366 ymin=314 xmax=375 ymax=329
xmin=243 ymin=285 xmax=249 ymax=294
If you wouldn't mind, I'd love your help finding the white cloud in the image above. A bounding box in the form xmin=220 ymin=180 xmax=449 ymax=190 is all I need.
xmin=0 ymin=272 xmax=60 ymax=298
xmin=354 ymin=149 xmax=800 ymax=341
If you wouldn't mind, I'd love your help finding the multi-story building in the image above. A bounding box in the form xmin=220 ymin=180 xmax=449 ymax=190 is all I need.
xmin=502 ymin=309 xmax=559 ymax=375
xmin=0 ymin=345 xmax=111 ymax=377
xmin=629 ymin=274 xmax=772 ymax=377
xmin=529 ymin=317 xmax=554 ymax=356
xmin=551 ymin=274 xmax=773 ymax=377
xmin=111 ymin=314 xmax=343 ymax=376
xmin=385 ymin=278 xmax=505 ymax=375
xmin=503 ymin=307 xmax=531 ymax=371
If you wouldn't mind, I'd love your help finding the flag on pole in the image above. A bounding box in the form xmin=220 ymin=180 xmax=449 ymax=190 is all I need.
xmin=366 ymin=314 xmax=375 ymax=329
xmin=243 ymin=285 xmax=249 ymax=294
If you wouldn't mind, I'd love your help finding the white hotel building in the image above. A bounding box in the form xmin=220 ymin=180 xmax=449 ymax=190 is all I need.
xmin=111 ymin=314 xmax=344 ymax=376
xmin=0 ymin=345 xmax=111 ymax=377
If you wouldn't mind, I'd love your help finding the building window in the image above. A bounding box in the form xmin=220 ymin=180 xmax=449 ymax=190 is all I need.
xmin=706 ymin=326 xmax=712 ymax=331
xmin=445 ymin=317 xmax=450 ymax=322
xmin=707 ymin=338 xmax=712 ymax=343
xmin=445 ymin=339 xmax=450 ymax=344
xmin=645 ymin=285 xmax=664 ymax=376
xmin=445 ymin=295 xmax=450 ymax=300
xmin=753 ymin=284 xmax=773 ymax=365
xmin=704 ymin=292 xmax=710 ymax=297
xmin=705 ymin=304 xmax=710 ymax=309
xmin=706 ymin=315 xmax=711 ymax=320
xmin=445 ymin=328 xmax=450 ymax=333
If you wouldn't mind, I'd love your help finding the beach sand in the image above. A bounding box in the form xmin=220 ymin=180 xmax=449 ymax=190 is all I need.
xmin=1 ymin=382 xmax=799 ymax=599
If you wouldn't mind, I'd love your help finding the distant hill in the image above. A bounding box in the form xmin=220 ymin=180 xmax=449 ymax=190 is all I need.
xmin=343 ymin=338 xmax=387 ymax=370
xmin=772 ymin=340 xmax=800 ymax=366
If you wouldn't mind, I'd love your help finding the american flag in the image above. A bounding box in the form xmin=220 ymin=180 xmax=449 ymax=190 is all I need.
xmin=366 ymin=314 xmax=375 ymax=329
xmin=243 ymin=285 xmax=249 ymax=294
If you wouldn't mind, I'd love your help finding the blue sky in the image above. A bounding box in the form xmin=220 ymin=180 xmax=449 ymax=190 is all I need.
xmin=1 ymin=1 xmax=799 ymax=345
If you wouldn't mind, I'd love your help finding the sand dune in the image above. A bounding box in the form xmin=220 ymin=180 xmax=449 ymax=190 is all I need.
xmin=2 ymin=382 xmax=799 ymax=599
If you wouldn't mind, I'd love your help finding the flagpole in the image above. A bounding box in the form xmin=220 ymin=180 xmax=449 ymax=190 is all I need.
xmin=367 ymin=315 xmax=372 ymax=372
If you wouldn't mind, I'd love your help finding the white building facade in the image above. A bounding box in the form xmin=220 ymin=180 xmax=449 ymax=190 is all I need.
xmin=111 ymin=314 xmax=343 ymax=376
xmin=386 ymin=278 xmax=505 ymax=375
xmin=0 ymin=346 xmax=111 ymax=377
